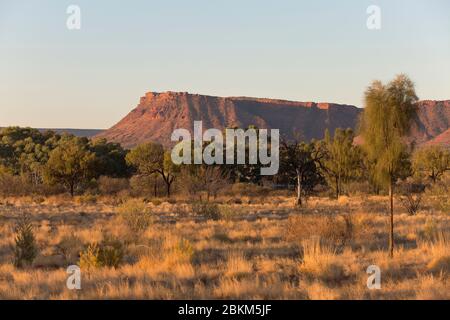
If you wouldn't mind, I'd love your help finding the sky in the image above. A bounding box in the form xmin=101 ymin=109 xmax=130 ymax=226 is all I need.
xmin=0 ymin=0 xmax=449 ymax=129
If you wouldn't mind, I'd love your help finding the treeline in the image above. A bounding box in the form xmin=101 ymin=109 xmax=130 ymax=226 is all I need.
xmin=0 ymin=124 xmax=448 ymax=201
xmin=0 ymin=127 xmax=128 ymax=196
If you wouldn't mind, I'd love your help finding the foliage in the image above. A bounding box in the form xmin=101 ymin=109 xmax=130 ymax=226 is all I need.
xmin=413 ymin=145 xmax=449 ymax=183
xmin=0 ymin=128 xmax=128 ymax=196
xmin=320 ymin=128 xmax=363 ymax=198
xmin=359 ymin=75 xmax=417 ymax=188
xmin=180 ymin=164 xmax=229 ymax=201
xmin=13 ymin=214 xmax=38 ymax=268
xmin=117 ymin=199 xmax=153 ymax=235
xmin=192 ymin=201 xmax=221 ymax=220
xmin=44 ymin=137 xmax=97 ymax=196
xmin=279 ymin=140 xmax=324 ymax=206
xmin=126 ymin=143 xmax=179 ymax=197
xmin=425 ymin=173 xmax=450 ymax=213
xmin=359 ymin=74 xmax=418 ymax=257
xmin=89 ymin=139 xmax=129 ymax=178
xmin=98 ymin=176 xmax=129 ymax=195
xmin=398 ymin=180 xmax=424 ymax=216
xmin=79 ymin=239 xmax=125 ymax=270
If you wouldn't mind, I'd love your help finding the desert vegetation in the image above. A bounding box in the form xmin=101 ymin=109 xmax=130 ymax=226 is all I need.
xmin=0 ymin=75 xmax=448 ymax=299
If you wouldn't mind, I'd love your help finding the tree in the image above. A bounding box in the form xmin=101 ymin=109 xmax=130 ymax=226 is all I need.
xmin=89 ymin=138 xmax=129 ymax=178
xmin=280 ymin=140 xmax=324 ymax=206
xmin=126 ymin=143 xmax=179 ymax=197
xmin=161 ymin=151 xmax=179 ymax=197
xmin=359 ymin=74 xmax=418 ymax=257
xmin=321 ymin=128 xmax=362 ymax=198
xmin=45 ymin=137 xmax=97 ymax=196
xmin=412 ymin=145 xmax=450 ymax=183
xmin=181 ymin=164 xmax=229 ymax=201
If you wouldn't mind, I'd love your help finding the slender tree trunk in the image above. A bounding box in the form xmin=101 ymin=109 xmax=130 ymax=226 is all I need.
xmin=335 ymin=176 xmax=340 ymax=199
xmin=70 ymin=183 xmax=74 ymax=197
xmin=166 ymin=182 xmax=171 ymax=198
xmin=388 ymin=180 xmax=394 ymax=258
xmin=154 ymin=175 xmax=157 ymax=197
xmin=296 ymin=171 xmax=302 ymax=207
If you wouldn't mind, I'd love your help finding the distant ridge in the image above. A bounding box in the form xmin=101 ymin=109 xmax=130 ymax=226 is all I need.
xmin=0 ymin=127 xmax=104 ymax=138
xmin=96 ymin=91 xmax=450 ymax=149
xmin=96 ymin=91 xmax=361 ymax=148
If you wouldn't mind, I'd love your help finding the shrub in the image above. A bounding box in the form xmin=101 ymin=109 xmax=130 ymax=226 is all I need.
xmin=0 ymin=172 xmax=30 ymax=197
xmin=425 ymin=174 xmax=450 ymax=213
xmin=129 ymin=175 xmax=156 ymax=197
xmin=56 ymin=235 xmax=83 ymax=265
xmin=97 ymin=239 xmax=125 ymax=268
xmin=98 ymin=176 xmax=129 ymax=195
xmin=286 ymin=214 xmax=354 ymax=249
xmin=398 ymin=180 xmax=424 ymax=215
xmin=400 ymin=193 xmax=422 ymax=216
xmin=13 ymin=214 xmax=38 ymax=268
xmin=76 ymin=194 xmax=98 ymax=205
xmin=229 ymin=183 xmax=271 ymax=197
xmin=79 ymin=243 xmax=101 ymax=271
xmin=79 ymin=239 xmax=125 ymax=270
xmin=117 ymin=199 xmax=153 ymax=235
xmin=218 ymin=205 xmax=243 ymax=221
xmin=192 ymin=201 xmax=220 ymax=220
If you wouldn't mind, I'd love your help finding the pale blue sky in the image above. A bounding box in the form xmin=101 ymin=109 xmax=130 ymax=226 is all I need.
xmin=1 ymin=0 xmax=449 ymax=129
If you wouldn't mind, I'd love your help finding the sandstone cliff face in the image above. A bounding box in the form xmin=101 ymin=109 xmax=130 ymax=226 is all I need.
xmin=96 ymin=91 xmax=449 ymax=149
xmin=410 ymin=100 xmax=450 ymax=146
xmin=96 ymin=91 xmax=361 ymax=148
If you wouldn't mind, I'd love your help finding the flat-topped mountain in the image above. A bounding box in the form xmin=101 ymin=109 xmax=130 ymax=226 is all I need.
xmin=95 ymin=91 xmax=449 ymax=149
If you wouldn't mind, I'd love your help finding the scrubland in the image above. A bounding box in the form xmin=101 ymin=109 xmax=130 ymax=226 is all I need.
xmin=0 ymin=192 xmax=448 ymax=300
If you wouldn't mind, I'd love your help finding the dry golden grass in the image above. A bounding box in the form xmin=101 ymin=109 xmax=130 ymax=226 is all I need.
xmin=0 ymin=194 xmax=448 ymax=299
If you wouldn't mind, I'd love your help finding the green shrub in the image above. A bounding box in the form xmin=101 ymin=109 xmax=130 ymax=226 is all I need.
xmin=97 ymin=239 xmax=125 ymax=268
xmin=79 ymin=239 xmax=125 ymax=270
xmin=79 ymin=243 xmax=101 ymax=271
xmin=13 ymin=214 xmax=38 ymax=268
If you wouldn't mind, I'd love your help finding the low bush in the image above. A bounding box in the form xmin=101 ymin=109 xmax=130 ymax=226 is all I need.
xmin=229 ymin=183 xmax=271 ymax=197
xmin=117 ymin=199 xmax=153 ymax=235
xmin=218 ymin=205 xmax=243 ymax=221
xmin=286 ymin=214 xmax=355 ymax=249
xmin=76 ymin=194 xmax=98 ymax=205
xmin=0 ymin=172 xmax=30 ymax=197
xmin=192 ymin=201 xmax=221 ymax=220
xmin=79 ymin=239 xmax=125 ymax=270
xmin=98 ymin=176 xmax=129 ymax=195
